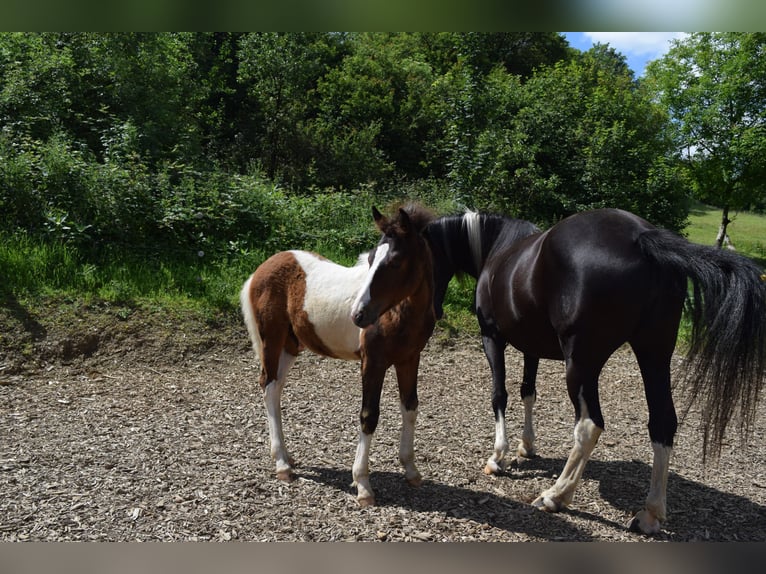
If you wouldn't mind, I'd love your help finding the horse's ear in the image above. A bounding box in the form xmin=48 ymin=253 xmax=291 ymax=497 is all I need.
xmin=373 ymin=206 xmax=390 ymax=232
xmin=398 ymin=207 xmax=411 ymax=232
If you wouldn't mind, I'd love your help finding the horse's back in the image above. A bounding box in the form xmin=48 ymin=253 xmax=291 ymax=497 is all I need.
xmin=244 ymin=250 xmax=368 ymax=360
xmin=545 ymin=209 xmax=672 ymax=330
xmin=480 ymin=209 xmax=671 ymax=358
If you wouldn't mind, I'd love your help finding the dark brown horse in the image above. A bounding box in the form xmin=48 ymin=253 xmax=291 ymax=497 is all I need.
xmin=241 ymin=204 xmax=436 ymax=505
xmin=426 ymin=207 xmax=765 ymax=534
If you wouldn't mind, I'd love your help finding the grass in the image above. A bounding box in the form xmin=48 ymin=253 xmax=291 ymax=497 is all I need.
xmin=2 ymin=201 xmax=763 ymax=344
xmin=0 ymin=233 xmax=262 ymax=318
xmin=685 ymin=202 xmax=766 ymax=268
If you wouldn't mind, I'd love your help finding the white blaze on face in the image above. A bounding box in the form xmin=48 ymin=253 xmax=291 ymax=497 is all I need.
xmin=351 ymin=242 xmax=390 ymax=319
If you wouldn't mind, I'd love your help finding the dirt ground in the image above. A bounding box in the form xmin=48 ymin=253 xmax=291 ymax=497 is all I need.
xmin=1 ymin=300 xmax=764 ymax=542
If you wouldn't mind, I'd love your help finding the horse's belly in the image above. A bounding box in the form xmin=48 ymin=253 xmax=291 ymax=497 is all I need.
xmin=498 ymin=312 xmax=563 ymax=360
xmin=506 ymin=329 xmax=563 ymax=360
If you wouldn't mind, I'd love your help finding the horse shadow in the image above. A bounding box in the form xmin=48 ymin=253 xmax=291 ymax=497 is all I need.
xmin=300 ymin=455 xmax=765 ymax=541
xmin=502 ymin=456 xmax=765 ymax=541
xmin=299 ymin=463 xmax=595 ymax=541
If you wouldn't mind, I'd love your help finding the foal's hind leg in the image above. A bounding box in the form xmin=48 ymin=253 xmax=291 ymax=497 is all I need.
xmin=260 ymin=342 xmax=298 ymax=481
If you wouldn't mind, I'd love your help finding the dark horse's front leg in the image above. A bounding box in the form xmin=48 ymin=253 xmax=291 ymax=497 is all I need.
xmin=481 ymin=335 xmax=540 ymax=472
xmin=478 ymin=313 xmax=511 ymax=475
xmin=518 ymin=354 xmax=539 ymax=458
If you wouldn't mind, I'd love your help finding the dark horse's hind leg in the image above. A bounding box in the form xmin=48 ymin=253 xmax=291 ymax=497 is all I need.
xmin=626 ymin=338 xmax=678 ymax=535
xmin=533 ymin=354 xmax=606 ymax=511
xmin=518 ymin=355 xmax=539 ymax=458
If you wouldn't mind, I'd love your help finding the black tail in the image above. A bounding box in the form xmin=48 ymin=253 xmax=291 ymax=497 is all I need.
xmin=638 ymin=229 xmax=766 ymax=460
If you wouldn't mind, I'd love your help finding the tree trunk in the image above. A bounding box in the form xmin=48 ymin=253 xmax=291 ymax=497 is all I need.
xmin=715 ymin=205 xmax=732 ymax=249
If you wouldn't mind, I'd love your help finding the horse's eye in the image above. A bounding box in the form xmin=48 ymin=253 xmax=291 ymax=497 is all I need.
xmin=387 ymin=255 xmax=403 ymax=269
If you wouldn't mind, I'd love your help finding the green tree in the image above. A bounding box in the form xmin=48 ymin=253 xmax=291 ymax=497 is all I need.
xmin=237 ymin=32 xmax=348 ymax=187
xmin=309 ymin=33 xmax=441 ymax=189
xmin=646 ymin=33 xmax=766 ymax=247
xmin=455 ymin=32 xmax=570 ymax=79
xmin=427 ymin=33 xmax=573 ymax=209
xmin=512 ymin=44 xmax=688 ymax=229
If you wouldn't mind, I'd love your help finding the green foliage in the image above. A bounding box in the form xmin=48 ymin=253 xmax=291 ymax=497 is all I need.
xmin=646 ymin=33 xmax=766 ymax=216
xmin=509 ymin=45 xmax=688 ymax=229
xmin=7 ymin=31 xmax=763 ymax=328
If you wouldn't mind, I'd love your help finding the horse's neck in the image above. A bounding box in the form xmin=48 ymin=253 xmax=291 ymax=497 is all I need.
xmin=401 ymin=257 xmax=435 ymax=321
xmin=466 ymin=214 xmax=539 ymax=274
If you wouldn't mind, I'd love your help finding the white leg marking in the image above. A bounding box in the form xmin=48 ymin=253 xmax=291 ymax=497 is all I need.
xmin=399 ymin=404 xmax=422 ymax=486
xmin=629 ymin=442 xmax=672 ymax=534
xmin=518 ymin=393 xmax=537 ymax=458
xmin=534 ymin=394 xmax=601 ymax=511
xmin=263 ymin=351 xmax=297 ymax=479
xmin=352 ymin=431 xmax=375 ymax=505
xmin=485 ymin=412 xmax=509 ymax=474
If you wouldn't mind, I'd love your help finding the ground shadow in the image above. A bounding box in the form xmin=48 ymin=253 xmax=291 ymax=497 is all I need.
xmin=300 ymin=455 xmax=765 ymax=541
xmin=300 ymin=464 xmax=595 ymax=541
xmin=688 ymin=203 xmax=718 ymax=218
xmin=1 ymin=292 xmax=46 ymax=341
xmin=511 ymin=455 xmax=766 ymax=541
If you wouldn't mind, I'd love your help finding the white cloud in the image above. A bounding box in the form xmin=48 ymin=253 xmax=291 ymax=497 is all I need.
xmin=584 ymin=32 xmax=687 ymax=58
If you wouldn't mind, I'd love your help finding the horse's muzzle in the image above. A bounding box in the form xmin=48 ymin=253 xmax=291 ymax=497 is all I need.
xmin=352 ymin=306 xmax=377 ymax=328
xmin=351 ymin=294 xmax=380 ymax=328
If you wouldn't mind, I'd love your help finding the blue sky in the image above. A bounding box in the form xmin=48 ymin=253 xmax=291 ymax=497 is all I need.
xmin=563 ymin=32 xmax=688 ymax=76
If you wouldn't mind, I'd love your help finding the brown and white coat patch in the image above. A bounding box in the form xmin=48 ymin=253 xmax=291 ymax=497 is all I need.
xmin=243 ymin=250 xmax=368 ymax=363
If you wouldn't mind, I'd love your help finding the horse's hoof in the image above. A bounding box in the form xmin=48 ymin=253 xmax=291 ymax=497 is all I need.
xmin=626 ymin=510 xmax=661 ymax=535
xmin=517 ymin=445 xmax=537 ymax=459
xmin=276 ymin=469 xmax=295 ymax=482
xmin=357 ymin=496 xmax=376 ymax=508
xmin=406 ymin=474 xmax=423 ymax=488
xmin=483 ymin=459 xmax=505 ymax=475
xmin=532 ymin=495 xmax=560 ymax=513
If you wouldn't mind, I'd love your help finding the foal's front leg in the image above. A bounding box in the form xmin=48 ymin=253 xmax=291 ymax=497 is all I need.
xmin=395 ymin=358 xmax=423 ymax=487
xmin=352 ymin=359 xmax=386 ymax=506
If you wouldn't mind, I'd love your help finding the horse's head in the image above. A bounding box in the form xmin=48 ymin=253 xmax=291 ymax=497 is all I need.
xmin=351 ymin=204 xmax=434 ymax=328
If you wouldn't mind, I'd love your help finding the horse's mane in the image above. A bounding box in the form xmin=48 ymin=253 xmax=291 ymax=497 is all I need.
xmin=387 ymin=202 xmax=436 ymax=234
xmin=463 ymin=210 xmax=540 ymax=273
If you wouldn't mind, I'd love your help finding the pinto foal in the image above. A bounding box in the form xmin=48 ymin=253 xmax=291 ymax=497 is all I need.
xmin=241 ymin=205 xmax=436 ymax=505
